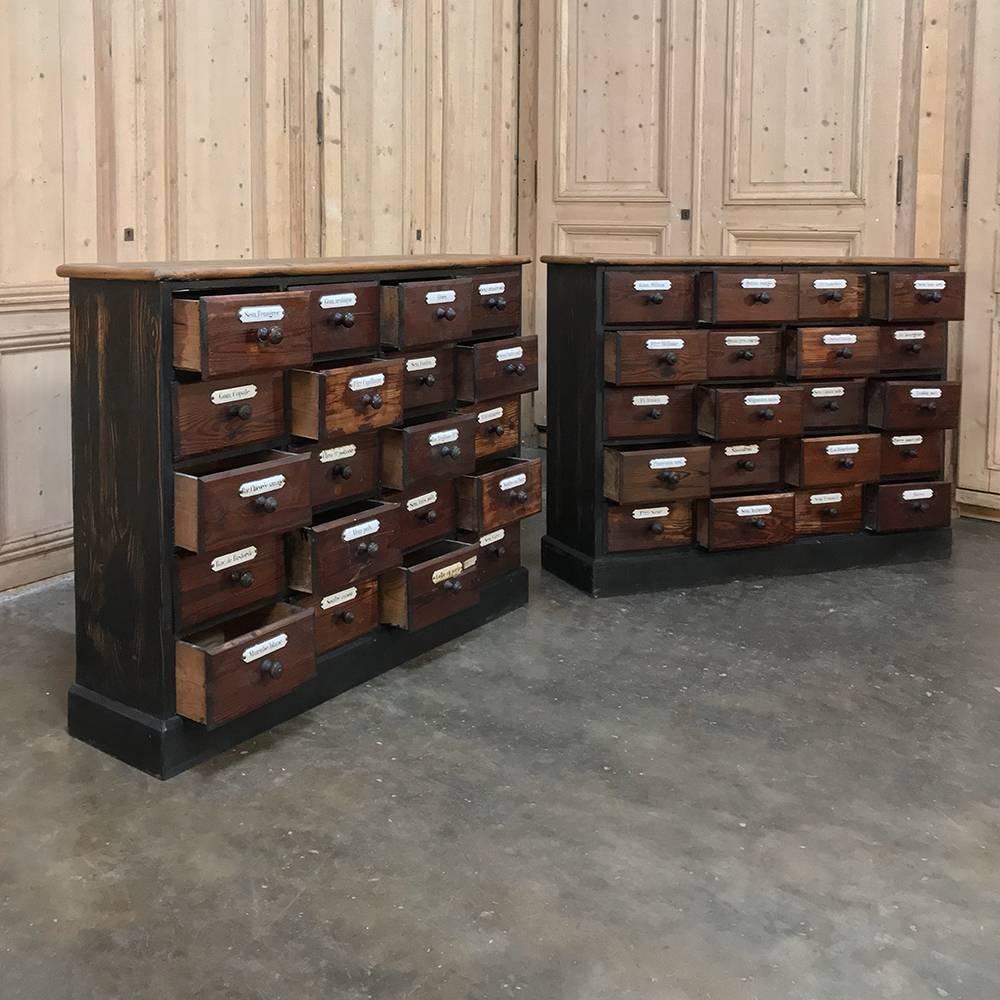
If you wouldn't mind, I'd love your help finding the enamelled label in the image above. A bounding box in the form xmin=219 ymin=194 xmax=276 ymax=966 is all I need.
xmin=826 ymin=443 xmax=860 ymax=456
xmin=726 ymin=335 xmax=760 ymax=347
xmin=724 ymin=444 xmax=759 ymax=457
xmin=499 ymin=473 xmax=528 ymax=492
xmin=406 ymin=356 xmax=437 ymax=372
xmin=809 ymin=492 xmax=843 ymax=505
xmin=811 ymin=386 xmax=845 ymax=398
xmin=903 ymin=488 xmax=935 ymax=501
xmin=406 ymin=491 xmax=437 ymax=512
xmin=319 ymin=444 xmax=357 ymax=463
xmin=210 ymin=546 xmax=257 ymax=573
xmin=632 ymin=506 xmax=670 ymax=520
xmin=633 ymin=279 xmax=672 ymax=291
xmin=349 ymin=373 xmax=385 ymax=392
xmin=479 ymin=528 xmax=506 ymax=547
xmin=425 ymin=289 xmax=457 ymax=305
xmin=892 ymin=434 xmax=924 ymax=446
xmin=910 ymin=387 xmax=942 ymax=399
xmin=740 ymin=277 xmax=776 ymax=290
xmin=238 ymin=474 xmax=285 ymax=498
xmin=238 ymin=304 xmax=284 ymax=324
xmin=242 ymin=633 xmax=287 ymax=663
xmin=646 ymin=338 xmax=684 ymax=350
xmin=429 ymin=429 xmax=459 ymax=446
xmin=823 ymin=333 xmax=857 ymax=345
xmin=432 ymin=561 xmax=465 ymax=584
xmin=737 ymin=504 xmax=772 ymax=517
xmin=813 ymin=278 xmax=848 ymax=290
xmin=633 ymin=394 xmax=669 ymax=407
xmin=913 ymin=279 xmax=946 ymax=290
xmin=321 ymin=587 xmax=357 ymax=610
xmin=478 ymin=281 xmax=506 ymax=296
xmin=744 ymin=393 xmax=780 ymax=406
xmin=463 ymin=555 xmax=478 ymax=570
xmin=319 ymin=291 xmax=357 ymax=309
xmin=210 ymin=384 xmax=257 ymax=405
xmin=478 ymin=406 xmax=504 ymax=424
xmin=894 ymin=329 xmax=926 ymax=341
xmin=496 ymin=346 xmax=524 ymax=362
xmin=649 ymin=457 xmax=686 ymax=470
xmin=341 ymin=519 xmax=379 ymax=542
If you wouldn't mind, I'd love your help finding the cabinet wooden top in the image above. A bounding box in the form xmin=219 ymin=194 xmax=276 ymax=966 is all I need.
xmin=541 ymin=255 xmax=959 ymax=268
xmin=57 ymin=254 xmax=531 ymax=282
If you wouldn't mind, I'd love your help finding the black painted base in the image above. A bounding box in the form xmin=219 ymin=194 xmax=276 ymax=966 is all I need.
xmin=68 ymin=568 xmax=529 ymax=779
xmin=541 ymin=529 xmax=953 ymax=598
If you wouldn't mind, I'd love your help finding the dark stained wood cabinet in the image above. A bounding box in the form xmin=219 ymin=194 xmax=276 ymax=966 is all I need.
xmin=60 ymin=254 xmax=533 ymax=778
xmin=541 ymin=255 xmax=963 ymax=597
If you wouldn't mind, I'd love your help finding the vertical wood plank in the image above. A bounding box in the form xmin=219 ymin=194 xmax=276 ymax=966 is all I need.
xmin=914 ymin=0 xmax=949 ymax=256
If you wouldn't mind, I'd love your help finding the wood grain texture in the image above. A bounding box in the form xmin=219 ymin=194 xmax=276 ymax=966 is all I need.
xmin=604 ymin=385 xmax=695 ymax=440
xmin=603 ymin=330 xmax=708 ymax=385
xmin=868 ymin=271 xmax=966 ymax=322
xmin=864 ymin=479 xmax=952 ymax=532
xmin=867 ymin=380 xmax=962 ymax=430
xmin=296 ymin=577 xmax=380 ymax=655
xmin=708 ymin=440 xmax=782 ymax=492
xmin=540 ymin=256 xmax=960 ymax=267
xmin=880 ymin=431 xmax=945 ymax=479
xmin=605 ymin=501 xmax=693 ymax=553
xmin=796 ymin=272 xmax=866 ymax=321
xmin=381 ymin=413 xmax=477 ymax=491
xmin=455 ymin=456 xmax=543 ymax=532
xmin=455 ymin=335 xmax=538 ymax=402
xmin=794 ymin=486 xmax=863 ymax=536
xmin=695 ymin=493 xmax=796 ymax=551
xmin=800 ymin=380 xmax=868 ymax=432
xmin=603 ymin=446 xmax=711 ymax=504
xmin=783 ymin=434 xmax=881 ymax=488
xmin=383 ymin=481 xmax=458 ymax=552
xmin=290 ymin=432 xmax=381 ymax=509
xmin=299 ymin=280 xmax=380 ymax=356
xmin=470 ymin=269 xmax=523 ymax=331
xmin=400 ymin=345 xmax=457 ymax=413
xmin=699 ymin=272 xmax=799 ymax=324
xmin=695 ymin=386 xmax=804 ymax=440
xmin=603 ymin=271 xmax=697 ymax=324
xmin=462 ymin=521 xmax=522 ymax=583
xmin=706 ymin=329 xmax=781 ymax=380
xmin=380 ymin=278 xmax=474 ymax=349
xmin=878 ymin=323 xmax=948 ymax=373
xmin=458 ymin=396 xmax=521 ymax=459
xmin=785 ymin=326 xmax=881 ymax=379
xmin=380 ymin=540 xmax=480 ymax=630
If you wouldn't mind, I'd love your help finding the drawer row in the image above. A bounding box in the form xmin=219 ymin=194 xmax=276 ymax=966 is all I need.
xmin=603 ymin=434 xmax=943 ymax=504
xmin=605 ymin=325 xmax=947 ymax=384
xmin=606 ymin=480 xmax=951 ymax=553
xmin=605 ymin=380 xmax=961 ymax=441
xmin=603 ymin=269 xmax=964 ymax=326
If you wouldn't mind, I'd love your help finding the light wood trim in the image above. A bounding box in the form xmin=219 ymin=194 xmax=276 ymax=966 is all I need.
xmin=540 ymin=255 xmax=960 ymax=267
xmin=174 ymin=640 xmax=208 ymax=723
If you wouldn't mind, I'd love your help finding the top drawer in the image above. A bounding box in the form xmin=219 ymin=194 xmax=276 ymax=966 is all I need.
xmin=698 ymin=270 xmax=798 ymax=324
xmin=380 ymin=278 xmax=473 ymax=349
xmin=797 ymin=272 xmax=866 ymax=321
xmin=173 ymin=291 xmax=312 ymax=378
xmin=299 ymin=281 xmax=379 ymax=356
xmin=603 ymin=271 xmax=697 ymax=325
xmin=868 ymin=271 xmax=966 ymax=322
xmin=471 ymin=271 xmax=522 ymax=331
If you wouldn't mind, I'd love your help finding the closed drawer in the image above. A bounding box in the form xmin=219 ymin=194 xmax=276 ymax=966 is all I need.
xmin=603 ymin=330 xmax=708 ymax=385
xmin=455 ymin=335 xmax=538 ymax=402
xmin=784 ymin=434 xmax=881 ymax=487
xmin=603 ymin=445 xmax=711 ymax=504
xmin=458 ymin=397 xmax=521 ymax=459
xmin=796 ymin=272 xmax=866 ymax=321
xmin=291 ymin=433 xmax=380 ymax=509
xmin=463 ymin=522 xmax=522 ymax=583
xmin=709 ymin=439 xmax=782 ymax=491
xmin=383 ymin=481 xmax=457 ymax=551
xmin=878 ymin=324 xmax=947 ymax=373
xmin=289 ymin=358 xmax=404 ymax=440
xmin=794 ymin=486 xmax=863 ymax=536
xmin=605 ymin=501 xmax=693 ymax=553
xmin=400 ymin=345 xmax=456 ymax=412
xmin=175 ymin=534 xmax=286 ymax=633
xmin=863 ymin=480 xmax=952 ymax=532
xmin=867 ymin=380 xmax=961 ymax=430
xmin=455 ymin=456 xmax=543 ymax=532
xmin=471 ymin=270 xmax=522 ymax=331
xmin=380 ymin=278 xmax=473 ymax=349
xmin=785 ymin=326 xmax=880 ymax=379
xmin=296 ymin=578 xmax=379 ymax=655
xmin=175 ymin=603 xmax=315 ymax=727
xmin=695 ymin=492 xmax=795 ymax=551
xmin=173 ymin=373 xmax=285 ymax=460
xmin=174 ymin=449 xmax=311 ymax=553
xmin=380 ymin=540 xmax=480 ymax=630
xmin=695 ymin=386 xmax=804 ymax=440
xmin=698 ymin=271 xmax=798 ymax=324
xmin=880 ymin=431 xmax=945 ymax=479
xmin=173 ymin=291 xmax=311 ymax=377
xmin=300 ymin=281 xmax=379 ymax=356
xmin=706 ymin=330 xmax=781 ymax=380
xmin=801 ymin=380 xmax=867 ymax=432
xmin=604 ymin=385 xmax=695 ymax=439
xmin=381 ymin=413 xmax=477 ymax=490
xmin=288 ymin=499 xmax=401 ymax=593
xmin=868 ymin=271 xmax=966 ymax=322
xmin=604 ymin=271 xmax=697 ymax=324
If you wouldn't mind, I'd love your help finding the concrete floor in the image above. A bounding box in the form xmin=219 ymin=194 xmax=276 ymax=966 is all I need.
xmin=2 ymin=515 xmax=1000 ymax=1000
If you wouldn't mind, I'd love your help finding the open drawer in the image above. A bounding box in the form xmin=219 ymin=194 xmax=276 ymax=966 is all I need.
xmin=380 ymin=540 xmax=480 ymax=630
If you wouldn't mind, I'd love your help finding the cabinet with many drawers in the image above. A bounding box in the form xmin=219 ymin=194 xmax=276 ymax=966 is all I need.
xmin=59 ymin=255 xmax=534 ymax=778
xmin=541 ymin=256 xmax=963 ymax=597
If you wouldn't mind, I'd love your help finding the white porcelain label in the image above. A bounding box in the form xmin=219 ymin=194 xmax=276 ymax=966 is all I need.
xmin=811 ymin=386 xmax=845 ymax=398
xmin=478 ymin=281 xmax=506 ymax=296
xmin=238 ymin=474 xmax=285 ymax=498
xmin=913 ymin=279 xmax=946 ymax=291
xmin=349 ymin=373 xmax=385 ymax=392
xmin=633 ymin=279 xmax=672 ymax=291
xmin=478 ymin=406 xmax=504 ymax=424
xmin=321 ymin=587 xmax=357 ymax=611
xmin=724 ymin=444 xmax=759 ymax=457
xmin=242 ymin=633 xmax=287 ymax=663
xmin=826 ymin=443 xmax=860 ymax=455
xmin=741 ymin=277 xmax=776 ymax=289
xmin=894 ymin=329 xmax=926 ymax=341
xmin=319 ymin=444 xmax=357 ymax=463
xmin=632 ymin=394 xmax=669 ymax=407
xmin=238 ymin=304 xmax=284 ymax=323
xmin=646 ymin=338 xmax=684 ymax=350
xmin=910 ymin=388 xmax=942 ymax=399
xmin=406 ymin=491 xmax=437 ymax=512
xmin=211 ymin=384 xmax=258 ymax=405
xmin=632 ymin=506 xmax=670 ymax=519
xmin=649 ymin=457 xmax=686 ymax=470
xmin=903 ymin=488 xmax=935 ymax=501
xmin=479 ymin=528 xmax=506 ymax=546
xmin=429 ymin=429 xmax=459 ymax=446
xmin=809 ymin=492 xmax=843 ymax=505
xmin=319 ymin=292 xmax=357 ymax=309
xmin=737 ymin=504 xmax=772 ymax=517
xmin=406 ymin=355 xmax=437 ymax=372
xmin=341 ymin=519 xmax=379 ymax=542
xmin=496 ymin=346 xmax=523 ymax=362
xmin=823 ymin=333 xmax=857 ymax=345
xmin=462 ymin=556 xmax=478 ymax=570
xmin=813 ymin=278 xmax=848 ymax=290
xmin=744 ymin=394 xmax=780 ymax=406
xmin=499 ymin=473 xmax=528 ymax=492
xmin=725 ymin=335 xmax=760 ymax=347
xmin=432 ymin=561 xmax=465 ymax=584
xmin=892 ymin=434 xmax=924 ymax=446
xmin=210 ymin=546 xmax=257 ymax=573
xmin=425 ymin=289 xmax=457 ymax=305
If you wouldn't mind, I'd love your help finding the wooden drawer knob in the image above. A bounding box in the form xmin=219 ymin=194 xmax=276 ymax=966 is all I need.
xmin=737 ymin=459 xmax=755 ymax=471
xmin=911 ymin=500 xmax=931 ymax=512
xmin=839 ymin=457 xmax=855 ymax=469
xmin=439 ymin=444 xmax=462 ymax=459
xmin=333 ymin=311 xmax=355 ymax=327
xmin=660 ymin=351 xmax=678 ymax=366
xmin=825 ymin=400 xmax=840 ymax=412
xmin=435 ymin=306 xmax=457 ymax=321
xmin=488 ymin=423 xmax=506 ymax=436
xmin=758 ymin=408 xmax=776 ymax=421
xmin=648 ymin=291 xmax=664 ymax=305
xmin=918 ymin=290 xmax=943 ymax=303
xmin=362 ymin=392 xmax=383 ymax=409
xmin=255 ymin=326 xmax=283 ymax=345
xmin=752 ymin=291 xmax=771 ymax=304
xmin=823 ymin=507 xmax=840 ymax=517
xmin=737 ymin=349 xmax=755 ymax=361
xmin=443 ymin=578 xmax=463 ymax=592
xmin=836 ymin=347 xmax=853 ymax=359
xmin=254 ymin=496 xmax=278 ymax=513
xmin=260 ymin=659 xmax=283 ymax=679
xmin=508 ymin=489 xmax=529 ymax=503
xmin=419 ymin=373 xmax=436 ymax=386
xmin=357 ymin=540 xmax=379 ymax=557
xmin=333 ymin=463 xmax=353 ymax=480
xmin=902 ymin=447 xmax=919 ymax=458
xmin=649 ymin=521 xmax=664 ymax=535
xmin=340 ymin=610 xmax=355 ymax=624
xmin=488 ymin=544 xmax=506 ymax=558
xmin=505 ymin=362 xmax=527 ymax=375
xmin=647 ymin=407 xmax=662 ymax=420
xmin=658 ymin=471 xmax=681 ymax=484
xmin=750 ymin=517 xmax=767 ymax=529
xmin=228 ymin=403 xmax=253 ymax=420
xmin=919 ymin=400 xmax=937 ymax=412
xmin=823 ymin=289 xmax=844 ymax=302
xmin=487 ymin=296 xmax=507 ymax=310
xmin=230 ymin=570 xmax=255 ymax=588
xmin=905 ymin=342 xmax=922 ymax=353
xmin=420 ymin=508 xmax=437 ymax=523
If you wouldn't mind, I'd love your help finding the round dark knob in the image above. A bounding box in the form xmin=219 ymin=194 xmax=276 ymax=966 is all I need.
xmin=759 ymin=408 xmax=775 ymax=421
xmin=489 ymin=544 xmax=507 ymax=558
xmin=341 ymin=610 xmax=355 ymax=624
xmin=919 ymin=290 xmax=943 ymax=303
xmin=439 ymin=444 xmax=462 ymax=459
xmin=420 ymin=508 xmax=437 ymax=523
xmin=825 ymin=400 xmax=840 ymax=412
xmin=750 ymin=518 xmax=767 ymax=529
xmin=737 ymin=459 xmax=755 ymax=471
xmin=260 ymin=659 xmax=283 ymax=679
xmin=839 ymin=457 xmax=855 ymax=469
xmin=649 ymin=521 xmax=664 ymax=535
xmin=443 ymin=579 xmax=463 ymax=592
xmin=738 ymin=349 xmax=755 ymax=361
xmin=229 ymin=403 xmax=253 ymax=420
xmin=753 ymin=291 xmax=771 ymax=304
xmin=903 ymin=448 xmax=919 ymax=459
xmin=905 ymin=342 xmax=922 ymax=353
xmin=837 ymin=347 xmax=853 ymax=359
xmin=333 ymin=464 xmax=353 ymax=480
xmin=505 ymin=362 xmax=526 ymax=375
xmin=920 ymin=401 xmax=937 ymax=412
xmin=648 ymin=291 xmax=664 ymax=305
xmin=254 ymin=495 xmax=278 ymax=513
xmin=648 ymin=408 xmax=662 ymax=420
xmin=230 ymin=570 xmax=255 ymax=588
xmin=511 ymin=489 xmax=529 ymax=503
xmin=489 ymin=423 xmax=506 ymax=436
xmin=661 ymin=352 xmax=678 ymax=366
xmin=435 ymin=306 xmax=457 ymax=321
xmin=658 ymin=471 xmax=681 ymax=484
xmin=334 ymin=311 xmax=355 ymax=328
xmin=267 ymin=327 xmax=283 ymax=345
xmin=357 ymin=540 xmax=379 ymax=557
xmin=487 ymin=296 xmax=507 ymax=311
xmin=824 ymin=289 xmax=844 ymax=303
xmin=824 ymin=507 xmax=839 ymax=517
xmin=419 ymin=373 xmax=436 ymax=386
xmin=255 ymin=327 xmax=270 ymax=344
xmin=912 ymin=500 xmax=931 ymax=512
xmin=362 ymin=393 xmax=383 ymax=410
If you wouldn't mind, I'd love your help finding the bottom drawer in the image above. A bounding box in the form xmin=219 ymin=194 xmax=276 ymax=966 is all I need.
xmin=460 ymin=522 xmax=522 ymax=584
xmin=605 ymin=501 xmax=693 ymax=552
xmin=695 ymin=493 xmax=795 ymax=551
xmin=794 ymin=486 xmax=863 ymax=536
xmin=175 ymin=603 xmax=315 ymax=727
xmin=297 ymin=578 xmax=379 ymax=655
xmin=380 ymin=540 xmax=480 ymax=630
xmin=864 ymin=480 xmax=951 ymax=533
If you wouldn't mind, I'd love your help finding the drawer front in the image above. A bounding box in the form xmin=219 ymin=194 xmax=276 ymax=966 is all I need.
xmin=870 ymin=271 xmax=966 ymax=322
xmin=401 ymin=346 xmax=456 ymax=412
xmin=604 ymin=385 xmax=695 ymax=440
xmin=469 ymin=523 xmax=522 ymax=583
xmin=173 ymin=373 xmax=285 ymax=460
xmin=796 ymin=272 xmax=866 ymax=321
xmin=701 ymin=272 xmax=798 ymax=323
xmin=381 ymin=413 xmax=477 ymax=490
xmin=471 ymin=271 xmax=522 ymax=331
xmin=708 ymin=439 xmax=782 ymax=491
xmin=786 ymin=326 xmax=880 ymax=379
xmin=706 ymin=330 xmax=781 ymax=380
xmin=175 ymin=535 xmax=286 ymax=633
xmin=801 ymin=381 xmax=867 ymax=431
xmin=295 ymin=433 xmax=380 ymax=509
xmin=794 ymin=486 xmax=863 ymax=536
xmin=456 ymin=457 xmax=543 ymax=532
xmin=696 ymin=492 xmax=795 ymax=551
xmin=603 ymin=330 xmax=708 ymax=385
xmin=173 ymin=291 xmax=312 ymax=377
xmin=603 ymin=446 xmax=711 ymax=504
xmin=785 ymin=434 xmax=881 ymax=487
xmin=456 ymin=335 xmax=538 ymax=402
xmin=864 ymin=480 xmax=952 ymax=532
xmin=696 ymin=387 xmax=804 ymax=441
xmin=604 ymin=271 xmax=696 ymax=324
xmin=174 ymin=450 xmax=311 ymax=553
xmin=460 ymin=397 xmax=521 ymax=459
xmin=301 ymin=281 xmax=379 ymax=356
xmin=880 ymin=431 xmax=945 ymax=479
xmin=383 ymin=278 xmax=473 ymax=348
xmin=868 ymin=380 xmax=961 ymax=430
xmin=878 ymin=324 xmax=947 ymax=372
xmin=605 ymin=501 xmax=693 ymax=552
xmin=302 ymin=578 xmax=379 ymax=655
xmin=381 ymin=544 xmax=481 ymax=630
xmin=389 ymin=482 xmax=458 ymax=551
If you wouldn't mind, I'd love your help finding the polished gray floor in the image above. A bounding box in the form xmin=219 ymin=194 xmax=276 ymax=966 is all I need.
xmin=2 ymin=515 xmax=999 ymax=1000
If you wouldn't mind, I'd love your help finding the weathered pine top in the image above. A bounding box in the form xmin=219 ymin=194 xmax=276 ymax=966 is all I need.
xmin=540 ymin=255 xmax=960 ymax=267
